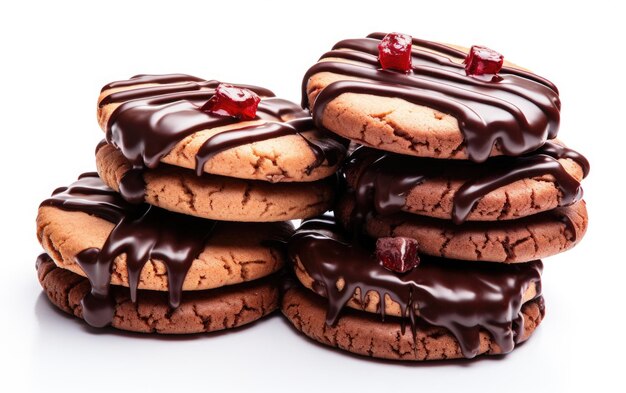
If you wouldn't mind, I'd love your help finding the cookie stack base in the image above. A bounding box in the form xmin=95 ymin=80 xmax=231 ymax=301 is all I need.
xmin=282 ymin=286 xmax=544 ymax=361
xmin=37 ymin=255 xmax=279 ymax=334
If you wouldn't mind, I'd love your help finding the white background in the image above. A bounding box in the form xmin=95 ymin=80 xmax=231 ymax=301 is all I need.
xmin=1 ymin=1 xmax=624 ymax=392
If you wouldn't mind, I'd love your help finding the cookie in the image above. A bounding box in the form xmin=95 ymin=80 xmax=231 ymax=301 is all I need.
xmin=336 ymin=196 xmax=588 ymax=263
xmin=96 ymin=142 xmax=335 ymax=221
xmin=302 ymin=33 xmax=560 ymax=162
xmin=37 ymin=173 xmax=291 ymax=292
xmin=37 ymin=254 xmax=279 ymax=334
xmin=98 ymin=74 xmax=346 ymax=186
xmin=345 ymin=141 xmax=589 ymax=224
xmin=282 ymin=286 xmax=544 ymax=361
xmin=283 ymin=216 xmax=544 ymax=360
xmin=37 ymin=173 xmax=291 ymax=327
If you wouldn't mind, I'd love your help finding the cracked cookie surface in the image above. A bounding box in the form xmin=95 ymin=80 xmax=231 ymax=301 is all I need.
xmin=336 ymin=196 xmax=588 ymax=263
xmin=344 ymin=142 xmax=585 ymax=222
xmin=37 ymin=206 xmax=292 ymax=291
xmin=282 ymin=286 xmax=543 ymax=361
xmin=97 ymin=143 xmax=335 ymax=221
xmin=37 ymin=256 xmax=279 ymax=334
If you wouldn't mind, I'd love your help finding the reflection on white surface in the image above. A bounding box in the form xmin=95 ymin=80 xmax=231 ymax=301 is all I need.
xmin=29 ymin=279 xmax=562 ymax=393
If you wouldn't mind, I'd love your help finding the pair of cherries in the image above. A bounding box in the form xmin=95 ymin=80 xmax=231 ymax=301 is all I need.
xmin=378 ymin=32 xmax=504 ymax=75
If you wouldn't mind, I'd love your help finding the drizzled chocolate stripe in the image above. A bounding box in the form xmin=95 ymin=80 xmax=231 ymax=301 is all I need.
xmin=40 ymin=172 xmax=131 ymax=223
xmin=288 ymin=216 xmax=543 ymax=358
xmin=40 ymin=173 xmax=216 ymax=328
xmin=195 ymin=118 xmax=304 ymax=176
xmin=195 ymin=118 xmax=346 ymax=176
xmin=100 ymin=75 xmax=346 ymax=203
xmin=366 ymin=32 xmax=559 ymax=92
xmin=302 ymin=34 xmax=561 ymax=162
xmin=348 ymin=141 xmax=588 ymax=225
xmin=101 ymin=74 xmax=205 ymax=92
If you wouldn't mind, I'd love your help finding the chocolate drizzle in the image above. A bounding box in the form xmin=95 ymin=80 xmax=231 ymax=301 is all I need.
xmin=101 ymin=74 xmax=346 ymax=203
xmin=195 ymin=117 xmax=345 ymax=176
xmin=288 ymin=216 xmax=543 ymax=358
xmin=40 ymin=172 xmax=132 ymax=222
xmin=40 ymin=173 xmax=217 ymax=328
xmin=348 ymin=141 xmax=588 ymax=225
xmin=302 ymin=33 xmax=561 ymax=162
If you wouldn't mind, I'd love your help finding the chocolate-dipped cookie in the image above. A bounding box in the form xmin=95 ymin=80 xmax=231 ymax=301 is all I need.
xmin=302 ymin=33 xmax=560 ymax=162
xmin=97 ymin=74 xmax=346 ymax=202
xmin=36 ymin=173 xmax=291 ymax=330
xmin=282 ymin=216 xmax=544 ymax=360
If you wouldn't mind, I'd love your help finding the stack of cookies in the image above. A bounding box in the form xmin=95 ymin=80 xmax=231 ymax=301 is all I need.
xmin=34 ymin=33 xmax=589 ymax=362
xmin=282 ymin=33 xmax=589 ymax=360
xmin=35 ymin=75 xmax=346 ymax=333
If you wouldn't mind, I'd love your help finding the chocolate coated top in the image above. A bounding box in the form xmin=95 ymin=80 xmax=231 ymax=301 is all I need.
xmin=288 ymin=215 xmax=543 ymax=358
xmin=347 ymin=141 xmax=588 ymax=224
xmin=101 ymin=74 xmax=345 ymax=202
xmin=302 ymin=33 xmax=561 ymax=162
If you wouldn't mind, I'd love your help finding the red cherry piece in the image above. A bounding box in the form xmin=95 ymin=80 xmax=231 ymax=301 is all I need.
xmin=201 ymin=84 xmax=261 ymax=120
xmin=376 ymin=237 xmax=420 ymax=273
xmin=464 ymin=45 xmax=504 ymax=76
xmin=378 ymin=32 xmax=413 ymax=72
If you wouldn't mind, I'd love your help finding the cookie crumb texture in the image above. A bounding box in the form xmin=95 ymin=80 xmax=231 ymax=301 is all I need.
xmin=38 ymin=257 xmax=279 ymax=334
xmin=282 ymin=287 xmax=542 ymax=361
xmin=96 ymin=143 xmax=334 ymax=221
xmin=343 ymin=145 xmax=585 ymax=222
xmin=337 ymin=197 xmax=588 ymax=263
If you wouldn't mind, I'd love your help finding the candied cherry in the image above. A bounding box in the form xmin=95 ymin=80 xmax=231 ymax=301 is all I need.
xmin=376 ymin=237 xmax=420 ymax=273
xmin=201 ymin=84 xmax=261 ymax=120
xmin=464 ymin=45 xmax=504 ymax=76
xmin=378 ymin=32 xmax=413 ymax=72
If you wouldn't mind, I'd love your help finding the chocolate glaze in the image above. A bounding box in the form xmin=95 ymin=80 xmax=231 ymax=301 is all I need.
xmin=288 ymin=216 xmax=543 ymax=358
xmin=36 ymin=252 xmax=53 ymax=270
xmin=40 ymin=174 xmax=217 ymax=328
xmin=40 ymin=172 xmax=132 ymax=223
xmin=101 ymin=74 xmax=205 ymax=93
xmin=302 ymin=33 xmax=561 ymax=162
xmin=101 ymin=75 xmax=346 ymax=202
xmin=347 ymin=141 xmax=588 ymax=225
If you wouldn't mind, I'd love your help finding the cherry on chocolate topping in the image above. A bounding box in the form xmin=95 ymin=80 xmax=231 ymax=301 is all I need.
xmin=201 ymin=84 xmax=261 ymax=120
xmin=464 ymin=45 xmax=504 ymax=76
xmin=377 ymin=32 xmax=413 ymax=72
xmin=376 ymin=237 xmax=420 ymax=273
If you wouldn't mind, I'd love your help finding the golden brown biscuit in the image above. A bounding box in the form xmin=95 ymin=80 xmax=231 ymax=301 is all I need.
xmin=96 ymin=142 xmax=334 ymax=222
